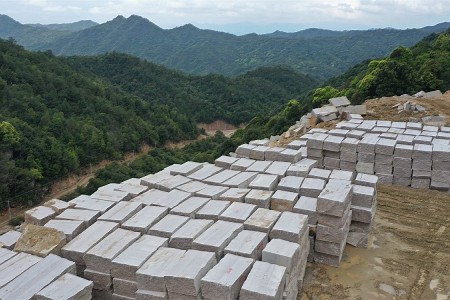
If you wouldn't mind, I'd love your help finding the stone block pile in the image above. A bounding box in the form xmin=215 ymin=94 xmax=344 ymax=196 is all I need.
xmin=298 ymin=118 xmax=450 ymax=190
xmin=5 ymin=159 xmax=333 ymax=299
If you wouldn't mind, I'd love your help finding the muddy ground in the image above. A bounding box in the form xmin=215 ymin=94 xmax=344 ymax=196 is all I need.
xmin=301 ymin=184 xmax=450 ymax=300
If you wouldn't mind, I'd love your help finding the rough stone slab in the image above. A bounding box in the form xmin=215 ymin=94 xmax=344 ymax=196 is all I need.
xmin=412 ymin=159 xmax=432 ymax=171
xmin=165 ymin=250 xmax=217 ymax=297
xmin=188 ymin=164 xmax=223 ymax=181
xmin=192 ymin=220 xmax=243 ymax=259
xmin=152 ymin=189 xmax=192 ymax=209
xmin=250 ymin=139 xmax=270 ymax=146
xmin=111 ymin=235 xmax=168 ymax=281
xmin=44 ymin=219 xmax=86 ymax=242
xmin=24 ymin=206 xmax=57 ymax=226
xmin=329 ymin=96 xmax=350 ymax=107
xmin=204 ymin=170 xmax=241 ymax=185
xmin=249 ymin=174 xmax=279 ymax=191
xmin=0 ymin=254 xmax=76 ymax=300
xmin=270 ymin=190 xmax=299 ymax=212
xmin=224 ymin=230 xmax=268 ymax=259
xmin=323 ymin=150 xmax=340 ymax=159
xmin=287 ymin=140 xmax=307 ymax=150
xmin=315 ymin=238 xmax=346 ymax=257
xmin=35 ymin=273 xmax=93 ymax=300
xmin=277 ymin=148 xmax=303 ymax=163
xmin=340 ymin=150 xmax=357 ymax=162
xmin=130 ymin=189 xmax=168 ymax=206
xmin=215 ymin=156 xmax=239 ymax=169
xmin=235 ymin=144 xmax=257 ymax=158
xmin=223 ymin=171 xmax=258 ymax=188
xmin=240 ymin=261 xmax=286 ymax=300
xmin=265 ymin=161 xmax=291 ymax=178
xmin=148 ymin=215 xmax=190 ymax=238
xmin=264 ymin=147 xmax=285 ymax=161
xmin=393 ymin=157 xmax=412 ymax=169
xmin=307 ymin=148 xmax=323 ymax=157
xmin=287 ymin=159 xmax=318 ymax=177
xmin=169 ymin=219 xmax=214 ymax=250
xmin=136 ymin=247 xmax=186 ymax=293
xmin=201 ymin=253 xmax=254 ymax=300
xmin=219 ymin=188 xmax=250 ymax=202
xmin=317 ymin=179 xmax=352 ymax=217
xmin=84 ymin=228 xmax=140 ymax=274
xmin=61 ymin=221 xmax=119 ymax=265
xmin=324 ymin=157 xmax=341 ymax=169
xmin=112 ymin=278 xmax=136 ymax=298
xmin=393 ymin=176 xmax=412 ymax=186
xmin=413 ymin=143 xmax=433 ymax=160
xmin=293 ymin=196 xmax=317 ymax=225
xmin=278 ymin=176 xmax=304 ymax=193
xmin=170 ymin=161 xmax=204 ymax=176
xmin=115 ymin=181 xmax=149 ymax=197
xmin=55 ymin=208 xmax=101 ymax=227
xmin=0 ymin=252 xmax=42 ymax=289
xmin=316 ymin=211 xmax=352 ymax=244
xmin=430 ymin=180 xmax=450 ymax=191
xmin=351 ymin=199 xmax=377 ymax=224
xmin=43 ymin=199 xmax=74 ymax=213
xmin=354 ymin=173 xmax=378 ymax=187
xmin=0 ymin=248 xmax=17 ymax=265
xmin=330 ymin=170 xmax=355 ymax=181
xmin=0 ymin=230 xmax=21 ymax=250
xmin=404 ymin=129 xmax=422 ymax=136
xmin=231 ymin=158 xmax=257 ymax=171
xmin=313 ymin=252 xmax=342 ymax=267
xmin=396 ymin=134 xmax=415 ymax=145
xmin=262 ymin=239 xmax=300 ymax=274
xmin=411 ymin=178 xmax=431 ymax=189
xmin=177 ymin=181 xmax=210 ymax=193
xmin=244 ymin=208 xmax=281 ymax=233
xmin=14 ymin=224 xmax=66 ymax=257
xmin=356 ymin=162 xmax=374 ymax=174
xmin=340 ymin=161 xmax=357 ymax=171
xmin=358 ymin=152 xmax=375 ymax=163
xmin=122 ymin=205 xmax=168 ymax=233
xmin=308 ymin=168 xmax=331 ymax=180
xmin=247 ymin=160 xmax=272 ymax=173
xmin=413 ymin=169 xmax=432 ymax=179
xmin=83 ymin=268 xmax=112 ymax=290
xmin=248 ymin=146 xmax=269 ymax=160
xmin=68 ymin=195 xmax=116 ymax=213
xmin=135 ymin=289 xmax=166 ymax=300
xmin=323 ymin=135 xmax=344 ymax=152
xmin=270 ymin=212 xmax=308 ymax=244
xmin=244 ymin=189 xmax=274 ymax=209
xmin=328 ymin=129 xmax=349 ymax=137
xmin=219 ymin=202 xmax=257 ymax=223
xmin=140 ymin=172 xmax=173 ymax=188
xmin=357 ymin=135 xmax=379 ymax=153
xmin=98 ymin=201 xmax=142 ymax=224
xmin=91 ymin=189 xmax=130 ymax=203
xmin=393 ymin=167 xmax=412 ymax=178
xmin=195 ymin=185 xmax=229 ymax=199
xmin=170 ymin=197 xmax=209 ymax=218
xmin=375 ymin=138 xmax=396 ymax=155
xmin=414 ymin=135 xmax=433 ymax=145
xmin=300 ymin=177 xmax=326 ymax=198
xmin=155 ymin=175 xmax=192 ymax=192
xmin=317 ymin=205 xmax=351 ymax=228
xmin=374 ymin=163 xmax=393 ymax=174
xmin=195 ymin=200 xmax=231 ymax=220
xmin=377 ymin=173 xmax=393 ymax=185
xmin=351 ymin=185 xmax=375 ymax=208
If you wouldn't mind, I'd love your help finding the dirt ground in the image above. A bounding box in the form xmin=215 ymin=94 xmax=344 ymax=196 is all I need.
xmin=301 ymin=185 xmax=450 ymax=300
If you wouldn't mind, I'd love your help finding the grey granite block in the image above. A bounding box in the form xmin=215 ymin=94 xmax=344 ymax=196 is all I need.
xmin=270 ymin=190 xmax=299 ymax=212
xmin=121 ymin=206 xmax=168 ymax=233
xmin=240 ymin=261 xmax=286 ymax=300
xmin=300 ymin=177 xmax=325 ymax=198
xmin=148 ymin=215 xmax=190 ymax=238
xmin=244 ymin=208 xmax=281 ymax=233
xmin=196 ymin=200 xmax=231 ymax=220
xmin=35 ymin=273 xmax=93 ymax=300
xmin=201 ymin=254 xmax=254 ymax=300
xmin=169 ymin=219 xmax=214 ymax=250
xmin=170 ymin=197 xmax=209 ymax=218
xmin=244 ymin=189 xmax=274 ymax=209
xmin=231 ymin=158 xmax=257 ymax=171
xmin=219 ymin=188 xmax=250 ymax=202
xmin=224 ymin=230 xmax=268 ymax=259
xmin=188 ymin=164 xmax=223 ymax=181
xmin=317 ymin=179 xmax=352 ymax=217
xmin=270 ymin=212 xmax=308 ymax=244
xmin=55 ymin=208 xmax=100 ymax=227
xmin=219 ymin=202 xmax=257 ymax=223
xmin=293 ymin=196 xmax=317 ymax=225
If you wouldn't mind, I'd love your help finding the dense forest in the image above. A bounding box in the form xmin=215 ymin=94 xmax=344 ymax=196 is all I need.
xmin=1 ymin=14 xmax=449 ymax=80
xmin=312 ymin=29 xmax=450 ymax=105
xmin=0 ymin=39 xmax=315 ymax=209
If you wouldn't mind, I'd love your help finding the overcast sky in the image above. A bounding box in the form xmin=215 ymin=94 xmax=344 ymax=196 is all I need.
xmin=3 ymin=0 xmax=450 ymax=34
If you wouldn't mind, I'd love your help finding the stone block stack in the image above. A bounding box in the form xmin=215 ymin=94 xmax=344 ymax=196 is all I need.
xmin=315 ymin=179 xmax=353 ymax=267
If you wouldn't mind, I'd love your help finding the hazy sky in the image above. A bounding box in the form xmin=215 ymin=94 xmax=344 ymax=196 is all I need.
xmin=3 ymin=0 xmax=450 ymax=34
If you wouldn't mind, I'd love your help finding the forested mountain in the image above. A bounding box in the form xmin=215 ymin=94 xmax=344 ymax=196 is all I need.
xmin=64 ymin=53 xmax=317 ymax=124
xmin=0 ymin=39 xmax=316 ymax=209
xmin=27 ymin=20 xmax=98 ymax=32
xmin=311 ymin=29 xmax=450 ymax=105
xmin=1 ymin=14 xmax=448 ymax=80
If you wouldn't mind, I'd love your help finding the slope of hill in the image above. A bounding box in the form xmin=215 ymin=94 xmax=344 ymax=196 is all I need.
xmin=65 ymin=52 xmax=318 ymax=125
xmin=27 ymin=20 xmax=98 ymax=32
xmin=2 ymin=14 xmax=448 ymax=80
xmin=0 ymin=39 xmax=316 ymax=209
xmin=311 ymin=29 xmax=450 ymax=104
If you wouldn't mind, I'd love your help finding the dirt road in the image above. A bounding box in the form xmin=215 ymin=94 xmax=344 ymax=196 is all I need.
xmin=301 ymin=184 xmax=450 ymax=300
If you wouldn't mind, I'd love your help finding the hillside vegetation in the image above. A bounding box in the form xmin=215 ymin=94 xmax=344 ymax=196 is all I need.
xmin=0 ymin=39 xmax=315 ymax=209
xmin=312 ymin=29 xmax=450 ymax=105
xmin=1 ymin=14 xmax=448 ymax=80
